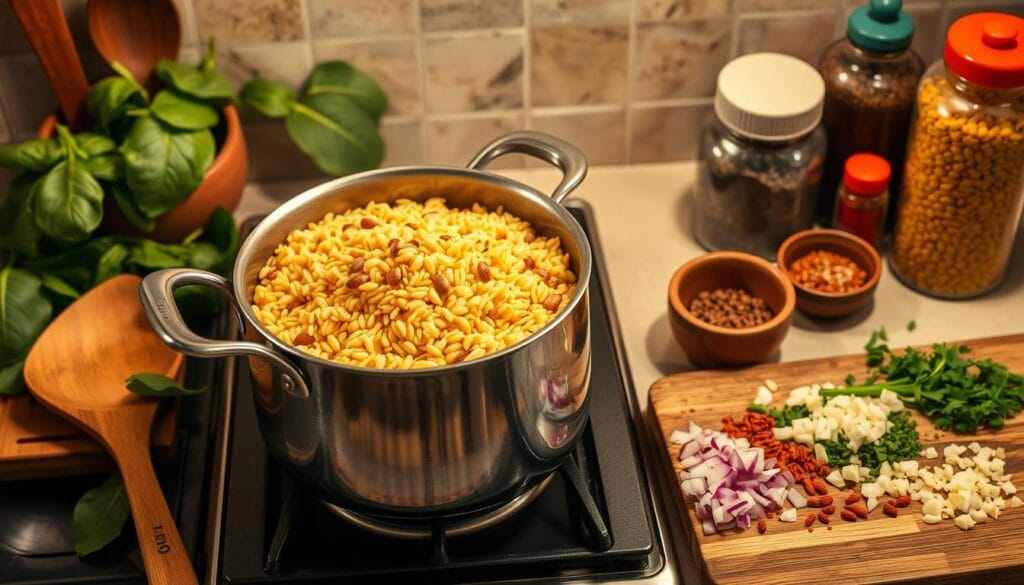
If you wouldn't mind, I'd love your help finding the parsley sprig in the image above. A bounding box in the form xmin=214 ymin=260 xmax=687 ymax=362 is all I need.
xmin=820 ymin=329 xmax=1024 ymax=433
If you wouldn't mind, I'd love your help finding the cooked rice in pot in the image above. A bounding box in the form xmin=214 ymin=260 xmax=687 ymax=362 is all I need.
xmin=252 ymin=197 xmax=578 ymax=369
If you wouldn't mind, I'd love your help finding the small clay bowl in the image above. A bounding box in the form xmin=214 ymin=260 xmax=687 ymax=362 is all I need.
xmin=38 ymin=105 xmax=248 ymax=243
xmin=776 ymin=229 xmax=881 ymax=319
xmin=668 ymin=252 xmax=795 ymax=368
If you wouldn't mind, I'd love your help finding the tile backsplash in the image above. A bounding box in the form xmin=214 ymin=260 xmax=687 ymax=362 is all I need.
xmin=0 ymin=0 xmax=1020 ymax=180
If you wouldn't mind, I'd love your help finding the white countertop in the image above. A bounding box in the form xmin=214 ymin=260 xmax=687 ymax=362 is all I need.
xmin=236 ymin=161 xmax=1024 ymax=413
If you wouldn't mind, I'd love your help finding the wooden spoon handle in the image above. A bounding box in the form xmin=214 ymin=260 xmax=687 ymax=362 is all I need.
xmin=114 ymin=435 xmax=198 ymax=585
xmin=8 ymin=0 xmax=90 ymax=131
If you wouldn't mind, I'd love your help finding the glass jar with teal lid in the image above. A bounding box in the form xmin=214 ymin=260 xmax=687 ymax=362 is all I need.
xmin=816 ymin=0 xmax=924 ymax=229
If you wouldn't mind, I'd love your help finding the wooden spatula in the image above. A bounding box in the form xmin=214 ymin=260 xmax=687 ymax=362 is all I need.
xmin=23 ymin=274 xmax=196 ymax=585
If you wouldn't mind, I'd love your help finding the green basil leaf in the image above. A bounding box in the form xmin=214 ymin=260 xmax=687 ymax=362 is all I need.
xmin=286 ymin=93 xmax=383 ymax=176
xmin=31 ymin=159 xmax=105 ymax=243
xmin=75 ymin=133 xmax=117 ymax=157
xmin=126 ymin=372 xmax=204 ymax=396
xmin=109 ymin=182 xmax=155 ymax=232
xmin=121 ymin=115 xmax=215 ymax=219
xmin=80 ymin=153 xmax=124 ymax=182
xmin=94 ymin=243 xmax=129 ymax=285
xmin=303 ymin=61 xmax=387 ymax=120
xmin=38 ymin=273 xmax=80 ymax=300
xmin=0 ymin=139 xmax=63 ymax=171
xmin=151 ymin=90 xmax=219 ymax=130
xmin=126 ymin=240 xmax=190 ymax=270
xmin=201 ymin=207 xmax=239 ymax=275
xmin=86 ymin=75 xmax=148 ymax=132
xmin=0 ymin=358 xmax=26 ymax=395
xmin=155 ymin=59 xmax=234 ymax=103
xmin=240 ymin=78 xmax=294 ymax=118
xmin=72 ymin=472 xmax=130 ymax=557
xmin=20 ymin=238 xmax=116 ymax=291
xmin=2 ymin=173 xmax=43 ymax=257
xmin=0 ymin=266 xmax=53 ymax=371
xmin=186 ymin=242 xmax=221 ymax=271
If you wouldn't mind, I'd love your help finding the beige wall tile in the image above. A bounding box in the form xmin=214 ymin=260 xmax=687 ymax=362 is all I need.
xmin=529 ymin=110 xmax=625 ymax=165
xmin=380 ymin=118 xmax=425 ymax=166
xmin=740 ymin=0 xmax=836 ymax=10
xmin=423 ymin=32 xmax=523 ymax=113
xmin=425 ymin=115 xmax=526 ymax=167
xmin=195 ymin=0 xmax=306 ymax=43
xmin=531 ymin=25 xmax=628 ymax=107
xmin=177 ymin=0 xmax=202 ymax=48
xmin=946 ymin=1 xmax=1024 ymax=24
xmin=0 ymin=55 xmax=55 ymax=137
xmin=309 ymin=0 xmax=416 ymax=39
xmin=219 ymin=42 xmax=313 ymax=93
xmin=631 ymin=103 xmax=712 ymax=162
xmin=634 ymin=19 xmax=731 ymax=101
xmin=739 ymin=12 xmax=838 ymax=63
xmin=531 ymin=0 xmax=630 ymax=25
xmin=315 ymin=39 xmax=422 ymax=116
xmin=420 ymin=0 xmax=524 ymax=32
xmin=637 ymin=0 xmax=734 ymax=21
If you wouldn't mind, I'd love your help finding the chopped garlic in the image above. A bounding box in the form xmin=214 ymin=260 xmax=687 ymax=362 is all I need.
xmin=969 ymin=509 xmax=988 ymax=523
xmin=1009 ymin=496 xmax=1023 ymax=509
xmin=923 ymin=514 xmax=942 ymax=524
xmin=765 ymin=379 xmax=778 ymax=392
xmin=753 ymin=385 xmax=773 ymax=406
xmin=867 ymin=496 xmax=878 ymax=512
xmin=841 ymin=464 xmax=861 ymax=483
xmin=814 ymin=443 xmax=828 ymax=465
xmin=826 ymin=469 xmax=846 ymax=488
xmin=779 ymin=508 xmax=797 ymax=522
xmin=954 ymin=514 xmax=976 ymax=531
xmin=923 ymin=446 xmax=938 ymax=459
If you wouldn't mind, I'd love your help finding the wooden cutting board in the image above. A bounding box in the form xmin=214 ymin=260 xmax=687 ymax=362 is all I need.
xmin=648 ymin=334 xmax=1024 ymax=585
xmin=0 ymin=368 xmax=183 ymax=481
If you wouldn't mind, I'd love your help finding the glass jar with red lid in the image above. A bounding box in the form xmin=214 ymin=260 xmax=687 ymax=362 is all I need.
xmin=890 ymin=12 xmax=1024 ymax=298
xmin=833 ymin=153 xmax=890 ymax=248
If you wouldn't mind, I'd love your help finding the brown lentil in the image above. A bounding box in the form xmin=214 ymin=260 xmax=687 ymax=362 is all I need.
xmin=891 ymin=74 xmax=1024 ymax=296
xmin=688 ymin=288 xmax=774 ymax=329
xmin=788 ymin=250 xmax=867 ymax=293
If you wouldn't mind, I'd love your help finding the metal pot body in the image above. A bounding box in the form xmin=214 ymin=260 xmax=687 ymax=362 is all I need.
xmin=141 ymin=132 xmax=593 ymax=519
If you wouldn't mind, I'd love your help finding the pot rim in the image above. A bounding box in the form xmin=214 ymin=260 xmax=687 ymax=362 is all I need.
xmin=233 ymin=164 xmax=593 ymax=376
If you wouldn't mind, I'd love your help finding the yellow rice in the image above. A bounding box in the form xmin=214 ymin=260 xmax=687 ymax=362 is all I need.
xmin=251 ymin=197 xmax=577 ymax=369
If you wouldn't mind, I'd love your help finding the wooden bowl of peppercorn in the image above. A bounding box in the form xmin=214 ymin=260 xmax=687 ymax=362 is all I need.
xmin=668 ymin=251 xmax=795 ymax=368
xmin=777 ymin=229 xmax=881 ymax=319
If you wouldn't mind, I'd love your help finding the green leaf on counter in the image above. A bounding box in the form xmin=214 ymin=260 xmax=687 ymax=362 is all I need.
xmin=0 ymin=265 xmax=53 ymax=395
xmin=126 ymin=372 xmax=205 ymax=396
xmin=0 ymin=139 xmax=63 ymax=171
xmin=304 ymin=61 xmax=387 ymax=121
xmin=109 ymin=182 xmax=155 ymax=232
xmin=155 ymin=41 xmax=234 ymax=103
xmin=31 ymin=159 xmax=105 ymax=243
xmin=151 ymin=89 xmax=219 ymax=130
xmin=0 ymin=358 xmax=26 ymax=395
xmin=121 ymin=114 xmax=215 ymax=219
xmin=286 ymin=92 xmax=383 ymax=176
xmin=240 ymin=78 xmax=294 ymax=118
xmin=72 ymin=472 xmax=130 ymax=557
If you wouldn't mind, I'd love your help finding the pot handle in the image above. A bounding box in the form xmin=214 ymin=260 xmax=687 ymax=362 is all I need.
xmin=468 ymin=131 xmax=588 ymax=204
xmin=139 ymin=268 xmax=311 ymax=399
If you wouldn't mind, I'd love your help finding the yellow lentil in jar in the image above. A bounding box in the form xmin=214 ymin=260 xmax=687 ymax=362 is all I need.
xmin=890 ymin=74 xmax=1024 ymax=296
xmin=251 ymin=197 xmax=578 ymax=369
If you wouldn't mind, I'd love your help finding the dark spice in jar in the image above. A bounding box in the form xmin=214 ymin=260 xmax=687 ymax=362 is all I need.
xmin=688 ymin=288 xmax=774 ymax=328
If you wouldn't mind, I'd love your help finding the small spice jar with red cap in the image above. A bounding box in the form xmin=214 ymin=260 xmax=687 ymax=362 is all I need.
xmin=891 ymin=12 xmax=1024 ymax=298
xmin=834 ymin=153 xmax=890 ymax=248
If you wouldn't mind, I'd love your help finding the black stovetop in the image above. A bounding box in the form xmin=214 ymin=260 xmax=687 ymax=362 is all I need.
xmin=216 ymin=202 xmax=665 ymax=584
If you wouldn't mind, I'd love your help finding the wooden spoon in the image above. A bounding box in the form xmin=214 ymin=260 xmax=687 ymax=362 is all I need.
xmin=23 ymin=275 xmax=196 ymax=585
xmin=9 ymin=0 xmax=90 ymax=130
xmin=87 ymin=0 xmax=181 ymax=90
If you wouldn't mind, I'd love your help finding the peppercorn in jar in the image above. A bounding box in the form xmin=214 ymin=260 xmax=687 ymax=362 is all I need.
xmin=890 ymin=13 xmax=1024 ymax=298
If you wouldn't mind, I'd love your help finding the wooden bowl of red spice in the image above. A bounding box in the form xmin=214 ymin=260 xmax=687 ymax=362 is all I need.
xmin=777 ymin=229 xmax=881 ymax=318
xmin=668 ymin=252 xmax=795 ymax=367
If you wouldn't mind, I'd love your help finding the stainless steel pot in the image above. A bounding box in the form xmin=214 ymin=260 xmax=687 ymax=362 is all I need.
xmin=140 ymin=132 xmax=592 ymax=520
